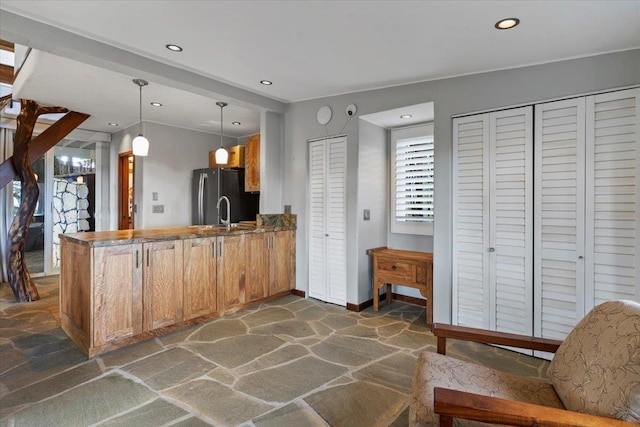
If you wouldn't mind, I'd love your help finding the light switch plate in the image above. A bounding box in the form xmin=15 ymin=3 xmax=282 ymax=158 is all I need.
xmin=152 ymin=192 xmax=158 ymax=201
xmin=363 ymin=209 xmax=370 ymax=221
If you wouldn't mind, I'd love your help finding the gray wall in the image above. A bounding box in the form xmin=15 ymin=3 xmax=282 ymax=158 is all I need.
xmin=356 ymin=120 xmax=388 ymax=302
xmin=260 ymin=111 xmax=284 ymax=214
xmin=110 ymin=121 xmax=236 ymax=229
xmin=282 ymin=48 xmax=640 ymax=322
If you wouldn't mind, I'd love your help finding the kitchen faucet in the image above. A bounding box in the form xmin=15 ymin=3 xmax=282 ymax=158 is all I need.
xmin=216 ymin=195 xmax=231 ymax=227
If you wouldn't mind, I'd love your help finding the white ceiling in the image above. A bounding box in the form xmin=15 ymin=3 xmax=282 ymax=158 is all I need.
xmin=1 ymin=0 xmax=639 ymax=135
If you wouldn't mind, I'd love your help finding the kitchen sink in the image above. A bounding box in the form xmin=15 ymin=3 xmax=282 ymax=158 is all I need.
xmin=187 ymin=223 xmax=254 ymax=231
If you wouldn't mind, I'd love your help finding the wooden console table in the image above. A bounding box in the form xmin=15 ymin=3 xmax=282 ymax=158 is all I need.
xmin=367 ymin=247 xmax=433 ymax=324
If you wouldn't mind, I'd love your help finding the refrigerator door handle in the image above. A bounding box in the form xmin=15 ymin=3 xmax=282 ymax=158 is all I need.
xmin=198 ymin=172 xmax=207 ymax=225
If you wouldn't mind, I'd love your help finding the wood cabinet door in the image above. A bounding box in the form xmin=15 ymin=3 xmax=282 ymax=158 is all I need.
xmin=183 ymin=237 xmax=218 ymax=320
xmin=217 ymin=234 xmax=246 ymax=309
xmin=93 ymin=244 xmax=143 ymax=346
xmin=245 ymin=134 xmax=260 ymax=192
xmin=143 ymin=240 xmax=184 ymax=331
xmin=269 ymin=231 xmax=295 ymax=295
xmin=245 ymin=233 xmax=268 ymax=302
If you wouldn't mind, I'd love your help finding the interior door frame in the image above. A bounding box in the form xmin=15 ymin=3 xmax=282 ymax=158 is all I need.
xmin=118 ymin=151 xmax=134 ymax=230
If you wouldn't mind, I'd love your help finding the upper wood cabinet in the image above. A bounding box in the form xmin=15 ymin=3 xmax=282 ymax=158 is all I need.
xmin=183 ymin=237 xmax=218 ymax=320
xmin=209 ymin=145 xmax=245 ymax=168
xmin=244 ymin=134 xmax=260 ymax=192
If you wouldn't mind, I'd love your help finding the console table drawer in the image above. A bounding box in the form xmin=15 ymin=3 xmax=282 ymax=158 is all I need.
xmin=377 ymin=259 xmax=415 ymax=281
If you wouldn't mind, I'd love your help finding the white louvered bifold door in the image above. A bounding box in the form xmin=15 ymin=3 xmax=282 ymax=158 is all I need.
xmin=534 ymin=99 xmax=586 ymax=358
xmin=326 ymin=138 xmax=347 ymax=305
xmin=452 ymin=115 xmax=490 ymax=328
xmin=453 ymin=108 xmax=533 ymax=336
xmin=585 ymin=88 xmax=640 ymax=307
xmin=488 ymin=107 xmax=533 ymax=339
xmin=308 ymin=140 xmax=328 ymax=302
xmin=307 ymin=136 xmax=347 ymax=306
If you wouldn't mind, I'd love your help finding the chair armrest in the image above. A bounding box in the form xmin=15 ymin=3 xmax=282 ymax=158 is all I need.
xmin=434 ymin=387 xmax=635 ymax=427
xmin=432 ymin=323 xmax=562 ymax=355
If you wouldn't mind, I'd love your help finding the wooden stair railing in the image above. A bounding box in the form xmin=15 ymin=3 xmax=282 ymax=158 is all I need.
xmin=0 ymin=110 xmax=90 ymax=189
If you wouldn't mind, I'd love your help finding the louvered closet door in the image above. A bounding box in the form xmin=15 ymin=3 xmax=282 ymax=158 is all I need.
xmin=452 ymin=115 xmax=490 ymax=328
xmin=488 ymin=107 xmax=533 ymax=336
xmin=585 ymin=88 xmax=640 ymax=306
xmin=308 ymin=137 xmax=347 ymax=306
xmin=308 ymin=140 xmax=328 ymax=301
xmin=534 ymin=98 xmax=586 ymax=343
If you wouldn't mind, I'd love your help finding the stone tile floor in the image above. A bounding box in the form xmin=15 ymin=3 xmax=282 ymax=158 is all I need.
xmin=1 ymin=276 xmax=551 ymax=426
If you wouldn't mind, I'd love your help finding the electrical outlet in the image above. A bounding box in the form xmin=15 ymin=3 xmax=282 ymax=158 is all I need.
xmin=284 ymin=205 xmax=292 ymax=214
xmin=152 ymin=205 xmax=164 ymax=213
xmin=363 ymin=209 xmax=370 ymax=221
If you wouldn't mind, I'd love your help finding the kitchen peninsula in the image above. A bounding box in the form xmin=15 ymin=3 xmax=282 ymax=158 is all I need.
xmin=59 ymin=214 xmax=296 ymax=357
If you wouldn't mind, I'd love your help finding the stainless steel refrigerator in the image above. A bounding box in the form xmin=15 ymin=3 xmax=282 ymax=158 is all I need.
xmin=192 ymin=168 xmax=260 ymax=225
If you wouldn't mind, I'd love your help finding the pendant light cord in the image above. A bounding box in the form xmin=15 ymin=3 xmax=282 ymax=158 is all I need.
xmin=220 ymin=103 xmax=224 ymax=148
xmin=139 ymin=83 xmax=143 ymax=134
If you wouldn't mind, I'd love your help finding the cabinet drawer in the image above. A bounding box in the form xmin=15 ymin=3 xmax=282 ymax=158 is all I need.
xmin=376 ymin=259 xmax=415 ymax=282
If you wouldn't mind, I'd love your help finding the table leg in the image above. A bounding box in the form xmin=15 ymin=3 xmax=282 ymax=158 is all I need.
xmin=373 ymin=279 xmax=380 ymax=311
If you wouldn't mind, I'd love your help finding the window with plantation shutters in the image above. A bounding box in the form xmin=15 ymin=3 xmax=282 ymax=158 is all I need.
xmin=390 ymin=123 xmax=434 ymax=235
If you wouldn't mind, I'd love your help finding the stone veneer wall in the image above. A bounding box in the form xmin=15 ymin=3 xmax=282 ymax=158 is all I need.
xmin=52 ymin=178 xmax=90 ymax=267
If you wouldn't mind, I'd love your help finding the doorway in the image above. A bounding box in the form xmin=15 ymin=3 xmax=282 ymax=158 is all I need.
xmin=118 ymin=151 xmax=134 ymax=230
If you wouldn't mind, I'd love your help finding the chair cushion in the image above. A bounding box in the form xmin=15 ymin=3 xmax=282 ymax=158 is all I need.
xmin=410 ymin=351 xmax=564 ymax=427
xmin=548 ymin=300 xmax=640 ymax=422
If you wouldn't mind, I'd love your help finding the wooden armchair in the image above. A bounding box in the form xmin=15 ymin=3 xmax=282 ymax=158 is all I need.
xmin=410 ymin=300 xmax=640 ymax=426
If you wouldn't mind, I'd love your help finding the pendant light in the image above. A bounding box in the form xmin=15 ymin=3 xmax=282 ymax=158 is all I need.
xmin=214 ymin=101 xmax=229 ymax=164
xmin=132 ymin=78 xmax=149 ymax=156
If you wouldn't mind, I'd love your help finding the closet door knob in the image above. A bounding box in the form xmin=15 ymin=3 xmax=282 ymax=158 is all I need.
xmin=488 ymin=247 xmax=495 ymax=252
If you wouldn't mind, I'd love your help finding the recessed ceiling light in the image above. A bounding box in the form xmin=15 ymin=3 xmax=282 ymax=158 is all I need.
xmin=150 ymin=102 xmax=162 ymax=107
xmin=232 ymin=121 xmax=241 ymax=126
xmin=400 ymin=114 xmax=412 ymax=119
xmin=495 ymin=17 xmax=520 ymax=30
xmin=108 ymin=122 xmax=119 ymax=126
xmin=166 ymin=44 xmax=183 ymax=52
xmin=260 ymin=80 xmax=273 ymax=85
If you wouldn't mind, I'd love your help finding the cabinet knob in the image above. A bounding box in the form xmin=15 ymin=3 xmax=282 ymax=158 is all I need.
xmin=578 ymin=255 xmax=584 ymax=260
xmin=391 ymin=265 xmax=397 ymax=270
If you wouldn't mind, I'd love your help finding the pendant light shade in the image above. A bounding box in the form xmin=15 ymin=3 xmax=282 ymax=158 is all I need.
xmin=132 ymin=78 xmax=149 ymax=156
xmin=215 ymin=101 xmax=228 ymax=165
xmin=132 ymin=134 xmax=149 ymax=156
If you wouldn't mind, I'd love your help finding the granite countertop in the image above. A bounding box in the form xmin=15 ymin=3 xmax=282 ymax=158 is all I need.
xmin=61 ymin=214 xmax=297 ymax=247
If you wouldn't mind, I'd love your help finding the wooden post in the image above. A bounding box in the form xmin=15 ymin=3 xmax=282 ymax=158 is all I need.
xmin=7 ymin=99 xmax=68 ymax=302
